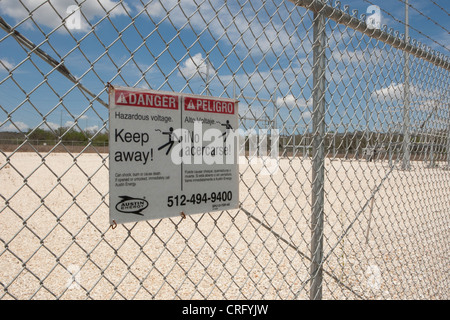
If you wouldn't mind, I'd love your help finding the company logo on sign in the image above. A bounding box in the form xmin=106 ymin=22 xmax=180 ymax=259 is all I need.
xmin=184 ymin=97 xmax=235 ymax=114
xmin=115 ymin=90 xmax=179 ymax=110
xmin=115 ymin=196 xmax=149 ymax=215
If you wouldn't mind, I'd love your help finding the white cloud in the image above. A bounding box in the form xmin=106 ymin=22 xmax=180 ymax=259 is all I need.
xmin=276 ymin=94 xmax=311 ymax=109
xmin=220 ymin=63 xmax=308 ymax=100
xmin=275 ymin=94 xmax=312 ymax=124
xmin=371 ymin=82 xmax=404 ymax=102
xmin=85 ymin=125 xmax=99 ymax=132
xmin=179 ymin=53 xmax=216 ymax=80
xmin=0 ymin=0 xmax=129 ymax=32
xmin=0 ymin=58 xmax=14 ymax=72
xmin=331 ymin=49 xmax=366 ymax=65
xmin=0 ymin=121 xmax=29 ymax=132
xmin=42 ymin=122 xmax=61 ymax=131
xmin=141 ymin=0 xmax=212 ymax=27
xmin=371 ymin=82 xmax=437 ymax=103
xmin=276 ymin=95 xmax=296 ymax=108
xmin=140 ymin=0 xmax=300 ymax=56
xmin=64 ymin=120 xmax=76 ymax=128
xmin=239 ymin=103 xmax=263 ymax=119
xmin=64 ymin=119 xmax=93 ymax=131
xmin=302 ymin=111 xmax=311 ymax=120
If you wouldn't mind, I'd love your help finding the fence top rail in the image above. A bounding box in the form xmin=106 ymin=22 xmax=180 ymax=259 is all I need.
xmin=289 ymin=0 xmax=450 ymax=71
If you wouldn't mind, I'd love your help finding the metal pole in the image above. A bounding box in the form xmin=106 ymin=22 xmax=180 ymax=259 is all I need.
xmin=293 ymin=133 xmax=296 ymax=156
xmin=429 ymin=99 xmax=437 ymax=167
xmin=430 ymin=135 xmax=435 ymax=167
xmin=365 ymin=72 xmax=370 ymax=158
xmin=273 ymin=88 xmax=277 ymax=133
xmin=310 ymin=5 xmax=326 ymax=300
xmin=402 ymin=0 xmax=411 ymax=170
xmin=447 ymin=99 xmax=450 ymax=168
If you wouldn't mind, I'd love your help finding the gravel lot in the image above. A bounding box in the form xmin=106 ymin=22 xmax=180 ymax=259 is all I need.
xmin=1 ymin=152 xmax=448 ymax=299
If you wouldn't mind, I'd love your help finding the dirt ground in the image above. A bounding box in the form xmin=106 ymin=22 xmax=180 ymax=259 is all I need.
xmin=0 ymin=152 xmax=448 ymax=299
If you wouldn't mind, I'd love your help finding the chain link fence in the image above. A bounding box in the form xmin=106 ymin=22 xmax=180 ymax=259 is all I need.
xmin=0 ymin=0 xmax=448 ymax=299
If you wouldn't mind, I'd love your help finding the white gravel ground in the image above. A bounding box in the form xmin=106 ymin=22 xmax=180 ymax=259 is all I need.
xmin=0 ymin=152 xmax=448 ymax=299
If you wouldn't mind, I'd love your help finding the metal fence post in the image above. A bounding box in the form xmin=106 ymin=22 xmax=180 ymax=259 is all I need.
xmin=402 ymin=0 xmax=411 ymax=170
xmin=310 ymin=4 xmax=327 ymax=300
xmin=447 ymin=98 xmax=450 ymax=168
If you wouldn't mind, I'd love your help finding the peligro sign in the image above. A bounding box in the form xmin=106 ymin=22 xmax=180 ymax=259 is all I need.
xmin=185 ymin=96 xmax=235 ymax=114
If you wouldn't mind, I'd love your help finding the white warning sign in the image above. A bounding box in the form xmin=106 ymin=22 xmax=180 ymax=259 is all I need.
xmin=109 ymin=86 xmax=239 ymax=224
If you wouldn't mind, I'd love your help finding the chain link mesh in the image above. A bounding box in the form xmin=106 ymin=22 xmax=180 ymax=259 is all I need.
xmin=0 ymin=0 xmax=448 ymax=299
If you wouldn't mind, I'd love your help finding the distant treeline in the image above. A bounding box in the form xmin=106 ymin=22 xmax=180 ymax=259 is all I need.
xmin=0 ymin=128 xmax=109 ymax=145
xmin=0 ymin=128 xmax=447 ymax=151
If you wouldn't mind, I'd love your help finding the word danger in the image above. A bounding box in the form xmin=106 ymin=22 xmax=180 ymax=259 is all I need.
xmin=115 ymin=90 xmax=178 ymax=109
xmin=113 ymin=128 xmax=152 ymax=165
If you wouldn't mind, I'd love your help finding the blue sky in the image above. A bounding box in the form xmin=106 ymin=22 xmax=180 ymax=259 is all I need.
xmin=0 ymin=0 xmax=448 ymax=136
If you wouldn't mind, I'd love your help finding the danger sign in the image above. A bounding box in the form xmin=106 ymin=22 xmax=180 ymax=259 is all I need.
xmin=109 ymin=86 xmax=239 ymax=224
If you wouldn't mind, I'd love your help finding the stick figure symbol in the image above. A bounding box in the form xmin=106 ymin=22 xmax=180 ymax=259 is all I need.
xmin=157 ymin=127 xmax=181 ymax=155
xmin=221 ymin=120 xmax=233 ymax=142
